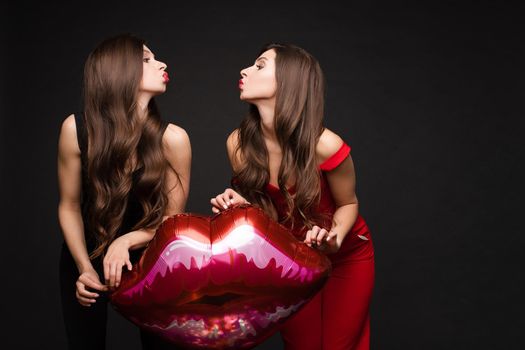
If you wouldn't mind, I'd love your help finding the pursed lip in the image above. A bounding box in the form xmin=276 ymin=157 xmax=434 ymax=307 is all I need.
xmin=110 ymin=206 xmax=331 ymax=349
xmin=163 ymin=72 xmax=170 ymax=83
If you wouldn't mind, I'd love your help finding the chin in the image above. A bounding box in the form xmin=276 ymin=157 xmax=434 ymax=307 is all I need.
xmin=239 ymin=93 xmax=252 ymax=102
xmin=152 ymin=88 xmax=167 ymax=96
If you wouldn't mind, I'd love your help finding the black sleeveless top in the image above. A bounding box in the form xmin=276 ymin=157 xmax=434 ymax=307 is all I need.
xmin=74 ymin=114 xmax=169 ymax=254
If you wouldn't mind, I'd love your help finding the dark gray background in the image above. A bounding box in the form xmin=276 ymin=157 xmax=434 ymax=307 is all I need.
xmin=2 ymin=1 xmax=523 ymax=349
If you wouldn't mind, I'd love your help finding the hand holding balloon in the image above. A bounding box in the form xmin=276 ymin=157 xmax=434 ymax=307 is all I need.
xmin=103 ymin=236 xmax=133 ymax=290
xmin=210 ymin=188 xmax=250 ymax=213
xmin=304 ymin=225 xmax=342 ymax=254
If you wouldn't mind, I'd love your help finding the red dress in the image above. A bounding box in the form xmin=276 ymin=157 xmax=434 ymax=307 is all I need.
xmin=265 ymin=142 xmax=375 ymax=350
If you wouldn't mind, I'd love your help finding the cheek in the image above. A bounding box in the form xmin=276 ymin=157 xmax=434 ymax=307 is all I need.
xmin=250 ymin=72 xmax=276 ymax=97
xmin=140 ymin=68 xmax=162 ymax=91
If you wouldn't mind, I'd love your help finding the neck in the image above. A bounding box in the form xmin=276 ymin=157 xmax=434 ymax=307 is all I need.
xmin=137 ymin=93 xmax=153 ymax=120
xmin=255 ymin=100 xmax=277 ymax=143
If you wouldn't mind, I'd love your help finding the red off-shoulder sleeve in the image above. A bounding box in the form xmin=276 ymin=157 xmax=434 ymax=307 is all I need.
xmin=319 ymin=142 xmax=351 ymax=171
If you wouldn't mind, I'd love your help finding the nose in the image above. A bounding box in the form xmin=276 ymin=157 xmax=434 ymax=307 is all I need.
xmin=240 ymin=68 xmax=248 ymax=77
xmin=159 ymin=60 xmax=167 ymax=71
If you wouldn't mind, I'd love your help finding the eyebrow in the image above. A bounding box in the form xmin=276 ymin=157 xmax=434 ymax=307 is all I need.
xmin=256 ymin=57 xmax=268 ymax=62
xmin=143 ymin=50 xmax=154 ymax=57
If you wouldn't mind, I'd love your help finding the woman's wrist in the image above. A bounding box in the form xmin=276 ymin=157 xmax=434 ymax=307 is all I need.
xmin=77 ymin=261 xmax=95 ymax=274
xmin=120 ymin=229 xmax=156 ymax=250
xmin=329 ymin=229 xmax=345 ymax=246
xmin=114 ymin=235 xmax=133 ymax=249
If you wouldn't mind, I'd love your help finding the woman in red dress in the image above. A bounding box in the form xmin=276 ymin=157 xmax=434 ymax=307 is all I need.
xmin=211 ymin=43 xmax=375 ymax=349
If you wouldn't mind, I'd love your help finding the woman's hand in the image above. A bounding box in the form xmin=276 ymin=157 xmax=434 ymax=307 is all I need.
xmin=103 ymin=237 xmax=133 ymax=290
xmin=304 ymin=225 xmax=342 ymax=254
xmin=76 ymin=268 xmax=107 ymax=307
xmin=210 ymin=188 xmax=250 ymax=213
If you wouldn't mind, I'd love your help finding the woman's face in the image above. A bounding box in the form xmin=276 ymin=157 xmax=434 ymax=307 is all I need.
xmin=239 ymin=49 xmax=277 ymax=102
xmin=140 ymin=45 xmax=169 ymax=95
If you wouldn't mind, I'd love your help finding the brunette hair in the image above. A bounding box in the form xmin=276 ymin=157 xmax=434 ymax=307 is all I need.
xmin=234 ymin=43 xmax=326 ymax=230
xmin=82 ymin=34 xmax=169 ymax=258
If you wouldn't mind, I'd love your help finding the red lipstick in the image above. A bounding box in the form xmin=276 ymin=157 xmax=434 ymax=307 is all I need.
xmin=163 ymin=72 xmax=170 ymax=83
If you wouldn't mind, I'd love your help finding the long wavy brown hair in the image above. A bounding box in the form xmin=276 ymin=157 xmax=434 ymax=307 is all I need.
xmin=82 ymin=34 xmax=169 ymax=258
xmin=233 ymin=43 xmax=326 ymax=230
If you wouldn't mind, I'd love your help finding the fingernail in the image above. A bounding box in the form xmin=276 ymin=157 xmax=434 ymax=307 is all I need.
xmin=223 ymin=205 xmax=228 ymax=209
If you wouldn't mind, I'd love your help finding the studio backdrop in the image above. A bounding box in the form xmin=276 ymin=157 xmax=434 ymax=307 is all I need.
xmin=2 ymin=1 xmax=523 ymax=349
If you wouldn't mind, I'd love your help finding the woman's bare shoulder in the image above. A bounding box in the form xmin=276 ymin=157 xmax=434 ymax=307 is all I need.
xmin=316 ymin=127 xmax=345 ymax=162
xmin=59 ymin=114 xmax=80 ymax=154
xmin=163 ymin=123 xmax=190 ymax=149
xmin=226 ymin=128 xmax=243 ymax=171
xmin=226 ymin=128 xmax=240 ymax=151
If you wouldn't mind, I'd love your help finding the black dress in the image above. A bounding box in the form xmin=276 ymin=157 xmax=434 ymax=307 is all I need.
xmin=59 ymin=113 xmax=176 ymax=349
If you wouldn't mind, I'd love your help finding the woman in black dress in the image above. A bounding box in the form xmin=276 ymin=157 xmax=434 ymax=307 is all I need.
xmin=57 ymin=33 xmax=191 ymax=349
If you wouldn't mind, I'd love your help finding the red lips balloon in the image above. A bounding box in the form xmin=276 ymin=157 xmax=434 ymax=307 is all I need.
xmin=110 ymin=205 xmax=331 ymax=349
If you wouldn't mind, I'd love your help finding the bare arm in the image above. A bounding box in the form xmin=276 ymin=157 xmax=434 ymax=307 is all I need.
xmin=57 ymin=115 xmax=93 ymax=274
xmin=305 ymin=129 xmax=359 ymax=253
xmin=162 ymin=123 xmax=192 ymax=216
xmin=325 ymin=155 xmax=359 ymax=244
xmin=104 ymin=123 xmax=192 ymax=288
xmin=58 ymin=114 xmax=107 ymax=306
xmin=111 ymin=123 xmax=192 ymax=248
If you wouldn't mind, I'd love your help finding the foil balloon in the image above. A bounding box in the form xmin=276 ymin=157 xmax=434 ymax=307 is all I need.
xmin=110 ymin=205 xmax=331 ymax=349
